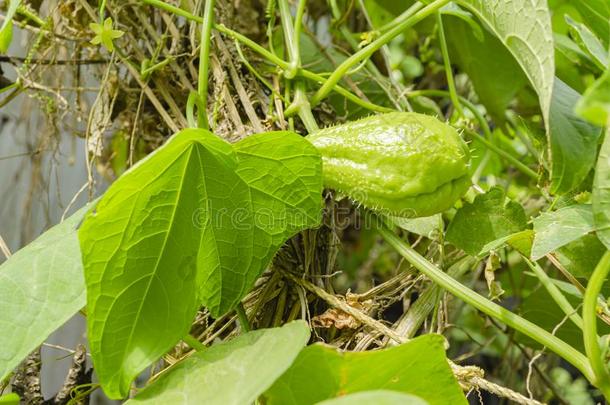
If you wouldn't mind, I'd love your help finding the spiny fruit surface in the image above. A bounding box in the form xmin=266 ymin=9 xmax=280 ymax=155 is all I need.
xmin=307 ymin=112 xmax=471 ymax=217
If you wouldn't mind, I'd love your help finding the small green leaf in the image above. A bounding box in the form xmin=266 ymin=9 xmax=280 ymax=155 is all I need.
xmin=570 ymin=0 xmax=610 ymax=49
xmin=0 ymin=204 xmax=91 ymax=381
xmin=316 ymin=391 xmax=429 ymax=405
xmin=576 ymin=68 xmax=610 ymax=127
xmin=593 ymin=129 xmax=610 ymax=249
xmin=264 ymin=334 xmax=465 ymax=405
xmin=89 ymin=17 xmax=124 ymax=52
xmin=0 ymin=393 xmax=20 ymax=405
xmin=446 ymin=187 xmax=527 ymax=256
xmin=390 ymin=214 xmax=442 ymax=239
xmin=126 ymin=321 xmax=310 ymax=405
xmin=531 ymin=205 xmax=596 ymax=260
xmin=0 ymin=0 xmax=20 ymax=53
xmin=549 ymin=78 xmax=602 ymax=194
xmin=479 ymin=230 xmax=534 ymax=258
xmin=565 ymin=15 xmax=609 ymax=71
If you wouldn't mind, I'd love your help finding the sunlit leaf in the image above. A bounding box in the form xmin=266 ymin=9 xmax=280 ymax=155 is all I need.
xmin=127 ymin=321 xmax=310 ymax=405
xmin=264 ymin=334 xmax=465 ymax=405
xmin=80 ymin=129 xmax=322 ymax=398
xmin=531 ymin=204 xmax=596 ymax=260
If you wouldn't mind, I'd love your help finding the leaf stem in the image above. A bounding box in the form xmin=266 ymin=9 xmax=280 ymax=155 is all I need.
xmin=435 ymin=12 xmax=464 ymax=118
xmin=236 ymin=303 xmax=251 ymax=332
xmin=196 ymin=0 xmax=215 ymax=129
xmin=182 ymin=334 xmax=205 ymax=352
xmin=583 ymin=251 xmax=610 ymax=399
xmin=311 ymin=0 xmax=451 ymax=106
xmin=524 ymin=257 xmax=583 ymax=329
xmin=140 ymin=0 xmax=393 ymax=114
xmin=377 ymin=222 xmax=594 ymax=382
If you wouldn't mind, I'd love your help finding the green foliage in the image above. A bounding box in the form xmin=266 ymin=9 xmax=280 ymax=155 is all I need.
xmin=531 ymin=204 xmax=596 ymax=260
xmin=0 ymin=204 xmax=91 ymax=381
xmin=0 ymin=0 xmax=20 ymax=53
xmin=576 ymin=69 xmax=610 ymax=127
xmin=445 ymin=15 xmax=527 ymax=123
xmin=549 ymin=78 xmax=602 ymax=194
xmin=127 ymin=321 xmax=310 ymax=404
xmin=264 ymin=334 xmax=465 ymax=405
xmin=565 ymin=15 xmax=608 ymax=71
xmin=593 ymin=130 xmax=610 ymax=249
xmin=317 ymin=391 xmax=428 ymax=405
xmin=446 ymin=187 xmax=528 ymax=256
xmin=4 ymin=0 xmax=610 ymax=403
xmin=457 ymin=0 xmax=555 ymax=127
xmin=79 ymin=129 xmax=322 ymax=398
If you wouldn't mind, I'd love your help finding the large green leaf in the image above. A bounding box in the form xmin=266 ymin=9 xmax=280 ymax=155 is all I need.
xmin=126 ymin=321 xmax=310 ymax=405
xmin=445 ymin=15 xmax=527 ymax=123
xmin=0 ymin=204 xmax=91 ymax=381
xmin=317 ymin=391 xmax=428 ymax=405
xmin=531 ymin=205 xmax=596 ymax=260
xmin=446 ymin=187 xmax=528 ymax=256
xmin=457 ymin=0 xmax=555 ymax=127
xmin=264 ymin=334 xmax=465 ymax=405
xmin=80 ymin=129 xmax=322 ymax=398
xmin=593 ymin=129 xmax=610 ymax=249
xmin=0 ymin=0 xmax=20 ymax=53
xmin=549 ymin=78 xmax=602 ymax=194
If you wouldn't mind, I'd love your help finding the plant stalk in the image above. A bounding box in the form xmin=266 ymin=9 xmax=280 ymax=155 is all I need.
xmin=583 ymin=251 xmax=610 ymax=399
xmin=311 ymin=0 xmax=451 ymax=106
xmin=377 ymin=222 xmax=594 ymax=383
xmin=197 ymin=0 xmax=215 ymax=129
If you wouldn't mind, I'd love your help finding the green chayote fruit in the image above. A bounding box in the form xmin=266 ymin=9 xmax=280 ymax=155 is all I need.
xmin=307 ymin=112 xmax=471 ymax=218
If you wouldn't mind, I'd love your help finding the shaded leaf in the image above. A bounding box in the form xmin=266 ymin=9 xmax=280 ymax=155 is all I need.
xmin=576 ymin=68 xmax=610 ymax=127
xmin=445 ymin=15 xmax=527 ymax=123
xmin=531 ymin=204 xmax=595 ymax=260
xmin=0 ymin=204 xmax=91 ymax=380
xmin=264 ymin=334 xmax=465 ymax=405
xmin=593 ymin=130 xmax=610 ymax=249
xmin=457 ymin=0 xmax=555 ymax=127
xmin=127 ymin=321 xmax=310 ymax=405
xmin=555 ymin=234 xmax=608 ymax=279
xmin=549 ymin=78 xmax=602 ymax=194
xmin=446 ymin=187 xmax=527 ymax=256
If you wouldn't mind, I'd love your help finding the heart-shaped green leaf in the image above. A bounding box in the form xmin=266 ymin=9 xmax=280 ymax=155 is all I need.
xmin=79 ymin=129 xmax=322 ymax=398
